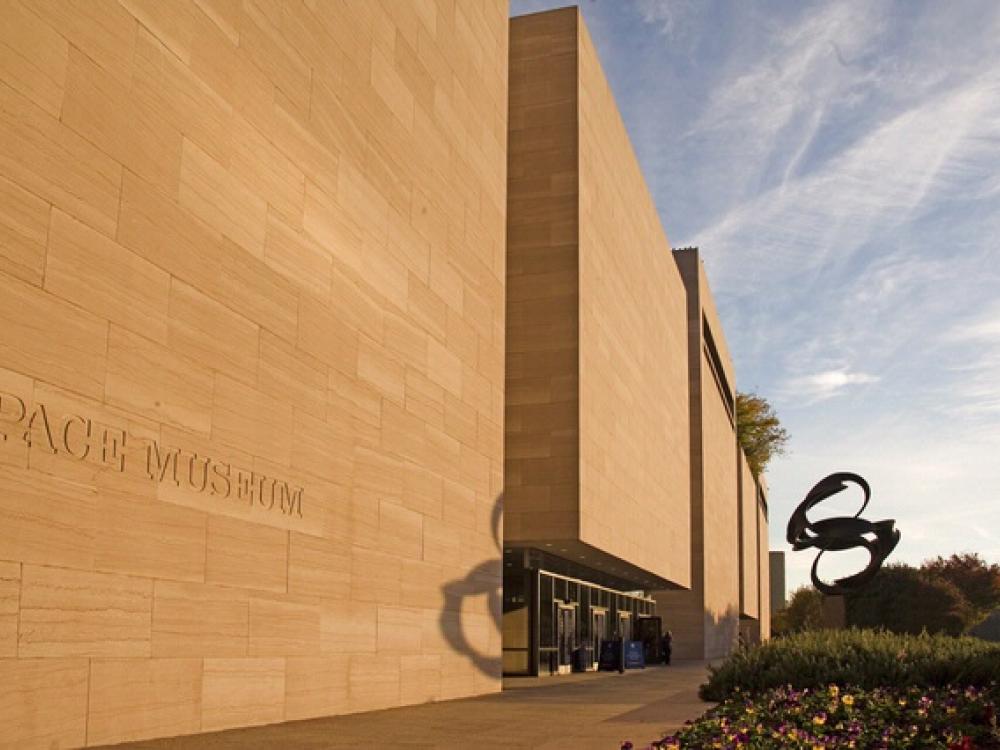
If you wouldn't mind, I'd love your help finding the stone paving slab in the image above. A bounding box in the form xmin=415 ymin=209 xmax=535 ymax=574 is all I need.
xmin=104 ymin=661 xmax=714 ymax=750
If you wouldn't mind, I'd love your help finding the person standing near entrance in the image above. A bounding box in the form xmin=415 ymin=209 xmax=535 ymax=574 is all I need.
xmin=662 ymin=630 xmax=673 ymax=665
xmin=615 ymin=629 xmax=625 ymax=673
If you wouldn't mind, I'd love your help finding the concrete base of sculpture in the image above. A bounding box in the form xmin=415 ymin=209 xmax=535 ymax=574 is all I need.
xmin=821 ymin=595 xmax=847 ymax=629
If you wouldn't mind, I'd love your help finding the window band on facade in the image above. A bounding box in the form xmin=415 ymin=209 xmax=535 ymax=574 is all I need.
xmin=703 ymin=313 xmax=735 ymax=425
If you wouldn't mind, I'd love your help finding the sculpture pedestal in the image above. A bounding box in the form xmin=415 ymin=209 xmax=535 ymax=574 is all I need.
xmin=821 ymin=595 xmax=846 ymax=629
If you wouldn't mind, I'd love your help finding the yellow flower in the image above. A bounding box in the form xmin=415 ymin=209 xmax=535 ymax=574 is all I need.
xmin=947 ymin=706 xmax=957 ymax=715
xmin=829 ymin=685 xmax=840 ymax=697
xmin=842 ymin=695 xmax=855 ymax=706
xmin=812 ymin=714 xmax=827 ymax=726
xmin=898 ymin=698 xmax=907 ymax=706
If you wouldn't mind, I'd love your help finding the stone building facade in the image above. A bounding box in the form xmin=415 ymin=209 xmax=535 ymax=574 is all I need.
xmin=0 ymin=2 xmax=769 ymax=746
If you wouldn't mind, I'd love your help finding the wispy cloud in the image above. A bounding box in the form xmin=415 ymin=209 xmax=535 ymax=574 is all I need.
xmin=635 ymin=0 xmax=695 ymax=39
xmin=944 ymin=305 xmax=1000 ymax=344
xmin=935 ymin=305 xmax=1000 ymax=415
xmin=687 ymin=2 xmax=884 ymax=163
xmin=695 ymin=70 xmax=1000 ymax=294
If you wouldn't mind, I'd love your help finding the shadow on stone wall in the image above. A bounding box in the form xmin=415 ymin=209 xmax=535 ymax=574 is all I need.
xmin=439 ymin=494 xmax=503 ymax=678
xmin=654 ymin=590 xmax=742 ymax=660
xmin=703 ymin=604 xmax=741 ymax=660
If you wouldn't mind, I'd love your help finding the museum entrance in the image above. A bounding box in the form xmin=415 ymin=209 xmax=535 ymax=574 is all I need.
xmin=501 ymin=550 xmax=657 ymax=676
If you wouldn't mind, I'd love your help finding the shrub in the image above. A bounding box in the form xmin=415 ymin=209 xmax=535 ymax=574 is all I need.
xmin=701 ymin=629 xmax=1000 ymax=701
xmin=656 ymin=684 xmax=1000 ymax=749
xmin=846 ymin=564 xmax=972 ymax=635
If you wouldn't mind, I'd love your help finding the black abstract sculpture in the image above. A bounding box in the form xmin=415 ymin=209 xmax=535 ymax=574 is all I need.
xmin=786 ymin=472 xmax=901 ymax=595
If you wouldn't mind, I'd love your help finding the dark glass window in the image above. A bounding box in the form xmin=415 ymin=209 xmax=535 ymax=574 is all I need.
xmin=539 ymin=575 xmax=554 ymax=648
xmin=503 ymin=572 xmax=526 ymax=612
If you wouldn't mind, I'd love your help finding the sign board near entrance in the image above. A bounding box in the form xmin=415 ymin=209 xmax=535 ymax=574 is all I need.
xmin=624 ymin=640 xmax=645 ymax=669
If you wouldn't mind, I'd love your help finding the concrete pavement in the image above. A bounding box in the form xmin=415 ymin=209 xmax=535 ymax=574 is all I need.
xmin=105 ymin=661 xmax=713 ymax=750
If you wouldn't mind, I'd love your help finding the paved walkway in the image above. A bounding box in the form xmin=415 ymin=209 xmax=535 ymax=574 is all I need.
xmin=110 ymin=661 xmax=713 ymax=750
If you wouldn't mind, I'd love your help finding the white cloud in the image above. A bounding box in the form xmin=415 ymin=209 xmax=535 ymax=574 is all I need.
xmin=784 ymin=369 xmax=879 ymax=401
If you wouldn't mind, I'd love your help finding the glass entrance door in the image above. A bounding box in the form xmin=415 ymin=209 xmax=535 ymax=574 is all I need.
xmin=557 ymin=606 xmax=576 ymax=672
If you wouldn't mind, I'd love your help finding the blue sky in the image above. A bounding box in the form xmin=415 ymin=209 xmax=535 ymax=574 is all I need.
xmin=511 ymin=0 xmax=1000 ymax=597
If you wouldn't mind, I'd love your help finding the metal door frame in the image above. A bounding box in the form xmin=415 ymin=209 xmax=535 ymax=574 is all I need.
xmin=556 ymin=603 xmax=578 ymax=673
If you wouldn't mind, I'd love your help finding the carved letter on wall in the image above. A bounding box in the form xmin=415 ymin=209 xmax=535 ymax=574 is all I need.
xmin=0 ymin=391 xmax=27 ymax=441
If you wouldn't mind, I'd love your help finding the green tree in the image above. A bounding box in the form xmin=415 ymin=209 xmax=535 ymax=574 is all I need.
xmin=845 ymin=564 xmax=972 ymax=636
xmin=772 ymin=586 xmax=824 ymax=635
xmin=921 ymin=553 xmax=1000 ymax=617
xmin=736 ymin=391 xmax=789 ymax=476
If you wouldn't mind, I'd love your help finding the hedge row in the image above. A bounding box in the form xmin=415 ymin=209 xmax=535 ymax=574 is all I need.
xmin=701 ymin=629 xmax=1000 ymax=701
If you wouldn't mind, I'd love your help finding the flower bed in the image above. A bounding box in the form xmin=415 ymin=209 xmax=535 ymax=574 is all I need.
xmin=650 ymin=684 xmax=1000 ymax=749
xmin=616 ymin=631 xmax=1000 ymax=749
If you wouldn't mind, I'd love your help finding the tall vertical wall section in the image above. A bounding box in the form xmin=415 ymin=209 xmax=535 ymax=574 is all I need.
xmin=506 ymin=7 xmax=691 ymax=589
xmin=655 ymin=249 xmax=742 ymax=660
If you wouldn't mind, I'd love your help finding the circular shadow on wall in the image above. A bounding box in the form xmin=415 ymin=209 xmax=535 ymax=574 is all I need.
xmin=439 ymin=495 xmax=503 ymax=678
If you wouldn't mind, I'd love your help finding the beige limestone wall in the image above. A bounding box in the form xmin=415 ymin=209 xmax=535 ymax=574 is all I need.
xmin=577 ymin=15 xmax=690 ymax=587
xmin=739 ymin=450 xmax=759 ymax=619
xmin=505 ymin=8 xmax=690 ymax=589
xmin=505 ymin=7 xmax=579 ymax=545
xmin=0 ymin=1 xmax=508 ymax=747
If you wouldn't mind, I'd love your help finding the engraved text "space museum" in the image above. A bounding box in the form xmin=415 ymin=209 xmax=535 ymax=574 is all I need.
xmin=0 ymin=391 xmax=304 ymax=519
